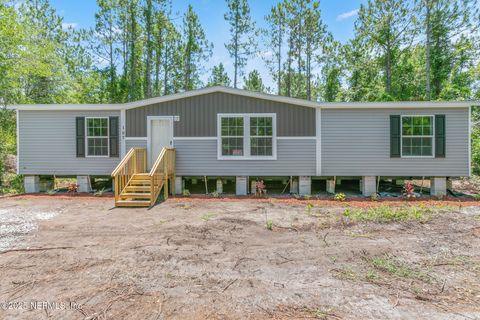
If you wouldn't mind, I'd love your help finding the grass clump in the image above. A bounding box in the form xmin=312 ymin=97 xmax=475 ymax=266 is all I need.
xmin=368 ymin=254 xmax=432 ymax=282
xmin=343 ymin=204 xmax=432 ymax=222
xmin=265 ymin=219 xmax=273 ymax=230
xmin=334 ymin=193 xmax=346 ymax=201
xmin=200 ymin=212 xmax=216 ymax=221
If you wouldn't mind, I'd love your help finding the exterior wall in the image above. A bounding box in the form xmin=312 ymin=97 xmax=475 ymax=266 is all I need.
xmin=174 ymin=139 xmax=316 ymax=176
xmin=126 ymin=92 xmax=316 ymax=137
xmin=125 ymin=139 xmax=147 ymax=151
xmin=18 ymin=110 xmax=120 ymax=175
xmin=321 ymin=107 xmax=469 ymax=176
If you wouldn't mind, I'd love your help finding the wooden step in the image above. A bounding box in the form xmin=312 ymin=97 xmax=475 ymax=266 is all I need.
xmin=115 ymin=199 xmax=151 ymax=207
xmin=131 ymin=173 xmax=150 ymax=179
xmin=119 ymin=192 xmax=152 ymax=199
xmin=128 ymin=179 xmax=151 ymax=185
xmin=124 ymin=186 xmax=151 ymax=192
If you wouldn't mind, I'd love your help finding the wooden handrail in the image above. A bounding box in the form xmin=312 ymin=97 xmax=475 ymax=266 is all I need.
xmin=111 ymin=148 xmax=147 ymax=204
xmin=148 ymin=147 xmax=176 ymax=206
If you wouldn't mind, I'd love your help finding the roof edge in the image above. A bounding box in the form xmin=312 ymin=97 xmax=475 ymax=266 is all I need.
xmin=6 ymin=86 xmax=480 ymax=111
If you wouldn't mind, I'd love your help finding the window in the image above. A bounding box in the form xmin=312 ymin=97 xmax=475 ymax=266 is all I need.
xmin=221 ymin=117 xmax=244 ymax=156
xmin=401 ymin=116 xmax=433 ymax=157
xmin=218 ymin=114 xmax=276 ymax=160
xmin=86 ymin=118 xmax=109 ymax=156
xmin=250 ymin=117 xmax=273 ymax=156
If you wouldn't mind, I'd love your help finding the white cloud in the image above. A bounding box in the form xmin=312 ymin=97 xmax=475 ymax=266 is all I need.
xmin=62 ymin=22 xmax=78 ymax=30
xmin=336 ymin=9 xmax=359 ymax=21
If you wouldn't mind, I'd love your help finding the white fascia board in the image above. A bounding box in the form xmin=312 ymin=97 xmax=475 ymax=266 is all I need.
xmin=320 ymin=101 xmax=477 ymax=109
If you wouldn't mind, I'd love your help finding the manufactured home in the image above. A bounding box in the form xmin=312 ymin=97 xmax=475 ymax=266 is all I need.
xmin=11 ymin=86 xmax=475 ymax=206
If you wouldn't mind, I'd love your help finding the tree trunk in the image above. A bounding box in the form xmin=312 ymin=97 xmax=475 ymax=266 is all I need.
xmin=425 ymin=1 xmax=431 ymax=100
xmin=144 ymin=0 xmax=153 ymax=98
xmin=277 ymin=23 xmax=282 ymax=95
xmin=385 ymin=46 xmax=392 ymax=95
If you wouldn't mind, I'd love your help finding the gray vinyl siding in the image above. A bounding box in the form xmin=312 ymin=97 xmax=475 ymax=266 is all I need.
xmin=126 ymin=92 xmax=315 ymax=137
xmin=174 ymin=139 xmax=316 ymax=176
xmin=18 ymin=110 xmax=120 ymax=175
xmin=321 ymin=108 xmax=469 ymax=176
xmin=125 ymin=139 xmax=147 ymax=151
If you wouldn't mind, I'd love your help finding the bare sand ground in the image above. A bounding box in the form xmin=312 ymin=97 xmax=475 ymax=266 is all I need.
xmin=0 ymin=196 xmax=479 ymax=319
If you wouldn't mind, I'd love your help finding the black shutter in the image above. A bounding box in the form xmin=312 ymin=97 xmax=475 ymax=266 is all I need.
xmin=109 ymin=116 xmax=119 ymax=157
xmin=76 ymin=117 xmax=85 ymax=158
xmin=435 ymin=114 xmax=446 ymax=158
xmin=390 ymin=115 xmax=401 ymax=158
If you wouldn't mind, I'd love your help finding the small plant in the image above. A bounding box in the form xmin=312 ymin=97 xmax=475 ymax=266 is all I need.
xmin=303 ymin=194 xmax=311 ymax=200
xmin=370 ymin=193 xmax=379 ymax=201
xmin=94 ymin=188 xmax=106 ymax=196
xmin=201 ymin=212 xmax=216 ymax=221
xmin=266 ymin=219 xmax=273 ymax=230
xmin=255 ymin=180 xmax=266 ymax=197
xmin=305 ymin=203 xmax=314 ymax=215
xmin=403 ymin=182 xmax=416 ymax=198
xmin=45 ymin=189 xmax=57 ymax=195
xmin=182 ymin=189 xmax=191 ymax=196
xmin=334 ymin=192 xmax=346 ymax=201
xmin=475 ymin=193 xmax=480 ymax=201
xmin=210 ymin=191 xmax=220 ymax=198
xmin=67 ymin=183 xmax=78 ymax=194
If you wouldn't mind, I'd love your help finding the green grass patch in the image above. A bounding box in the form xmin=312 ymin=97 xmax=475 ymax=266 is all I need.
xmin=368 ymin=254 xmax=432 ymax=282
xmin=343 ymin=204 xmax=433 ymax=222
xmin=200 ymin=212 xmax=216 ymax=221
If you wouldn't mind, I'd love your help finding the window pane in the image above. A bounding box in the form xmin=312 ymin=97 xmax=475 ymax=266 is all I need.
xmin=402 ymin=137 xmax=432 ymax=156
xmin=251 ymin=137 xmax=273 ymax=156
xmin=221 ymin=117 xmax=243 ymax=137
xmin=222 ymin=137 xmax=243 ymax=156
xmin=87 ymin=138 xmax=108 ymax=156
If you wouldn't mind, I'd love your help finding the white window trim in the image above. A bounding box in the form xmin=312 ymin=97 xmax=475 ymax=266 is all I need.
xmin=400 ymin=115 xmax=435 ymax=158
xmin=217 ymin=113 xmax=277 ymax=160
xmin=85 ymin=117 xmax=110 ymax=158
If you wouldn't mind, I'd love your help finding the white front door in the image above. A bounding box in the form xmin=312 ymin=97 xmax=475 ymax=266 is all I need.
xmin=148 ymin=117 xmax=173 ymax=168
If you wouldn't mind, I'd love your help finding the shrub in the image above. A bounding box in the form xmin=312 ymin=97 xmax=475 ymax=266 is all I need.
xmin=67 ymin=183 xmax=78 ymax=194
xmin=334 ymin=193 xmax=346 ymax=201
xmin=211 ymin=191 xmax=220 ymax=198
xmin=370 ymin=193 xmax=379 ymax=201
xmin=255 ymin=180 xmax=266 ymax=197
xmin=403 ymin=182 xmax=416 ymax=198
xmin=0 ymin=173 xmax=24 ymax=194
xmin=182 ymin=189 xmax=191 ymax=196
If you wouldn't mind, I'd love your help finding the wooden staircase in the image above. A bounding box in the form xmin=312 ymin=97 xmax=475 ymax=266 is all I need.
xmin=111 ymin=148 xmax=175 ymax=207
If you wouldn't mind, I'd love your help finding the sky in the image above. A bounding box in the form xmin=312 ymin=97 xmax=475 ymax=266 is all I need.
xmin=50 ymin=0 xmax=367 ymax=89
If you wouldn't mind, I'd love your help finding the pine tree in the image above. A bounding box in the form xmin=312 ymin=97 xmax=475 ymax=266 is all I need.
xmin=224 ymin=0 xmax=256 ymax=88
xmin=355 ymin=0 xmax=416 ymax=96
xmin=180 ymin=4 xmax=212 ymax=91
xmin=207 ymin=63 xmax=231 ymax=87
xmin=243 ymin=69 xmax=266 ymax=92
xmin=263 ymin=2 xmax=286 ymax=95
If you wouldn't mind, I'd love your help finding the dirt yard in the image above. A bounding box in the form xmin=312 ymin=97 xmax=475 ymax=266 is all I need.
xmin=0 ymin=196 xmax=479 ymax=319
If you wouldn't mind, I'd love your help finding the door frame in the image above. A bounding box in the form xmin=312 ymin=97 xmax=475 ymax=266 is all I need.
xmin=147 ymin=116 xmax=174 ymax=168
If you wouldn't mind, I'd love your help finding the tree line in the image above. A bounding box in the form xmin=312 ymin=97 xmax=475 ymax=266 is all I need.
xmin=0 ymin=0 xmax=480 ymax=186
xmin=0 ymin=0 xmax=479 ymax=106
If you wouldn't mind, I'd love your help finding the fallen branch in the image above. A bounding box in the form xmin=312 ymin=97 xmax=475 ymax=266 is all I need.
xmin=222 ymin=279 xmax=238 ymax=292
xmin=323 ymin=232 xmax=330 ymax=247
xmin=0 ymin=246 xmax=75 ymax=255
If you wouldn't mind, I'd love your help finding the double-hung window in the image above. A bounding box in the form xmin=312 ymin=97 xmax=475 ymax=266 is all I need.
xmin=218 ymin=114 xmax=276 ymax=160
xmin=401 ymin=115 xmax=434 ymax=157
xmin=86 ymin=117 xmax=109 ymax=157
